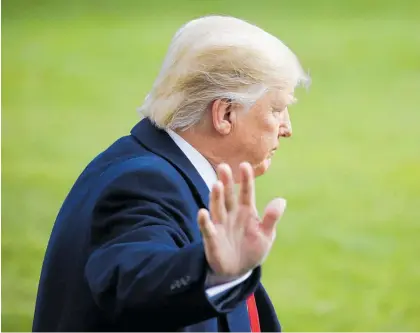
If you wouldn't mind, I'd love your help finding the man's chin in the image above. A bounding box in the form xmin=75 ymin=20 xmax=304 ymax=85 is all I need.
xmin=253 ymin=158 xmax=271 ymax=178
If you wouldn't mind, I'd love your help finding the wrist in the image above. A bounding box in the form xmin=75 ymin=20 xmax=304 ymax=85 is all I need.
xmin=205 ymin=269 xmax=252 ymax=288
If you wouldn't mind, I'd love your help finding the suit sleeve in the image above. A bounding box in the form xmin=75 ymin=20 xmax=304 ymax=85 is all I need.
xmin=84 ymin=166 xmax=260 ymax=330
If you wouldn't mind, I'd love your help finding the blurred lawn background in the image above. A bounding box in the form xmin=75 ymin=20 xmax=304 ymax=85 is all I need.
xmin=2 ymin=0 xmax=420 ymax=331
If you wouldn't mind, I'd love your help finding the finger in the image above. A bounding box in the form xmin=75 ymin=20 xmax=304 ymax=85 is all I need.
xmin=198 ymin=208 xmax=217 ymax=239
xmin=238 ymin=162 xmax=255 ymax=207
xmin=198 ymin=209 xmax=220 ymax=262
xmin=209 ymin=181 xmax=227 ymax=224
xmin=216 ymin=163 xmax=236 ymax=212
xmin=261 ymin=198 xmax=286 ymax=236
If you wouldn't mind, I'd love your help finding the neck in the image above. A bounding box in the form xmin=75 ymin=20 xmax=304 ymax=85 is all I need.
xmin=174 ymin=123 xmax=244 ymax=183
xmin=174 ymin=127 xmax=224 ymax=170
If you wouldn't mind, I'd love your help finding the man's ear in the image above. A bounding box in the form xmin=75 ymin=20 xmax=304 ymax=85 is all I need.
xmin=210 ymin=99 xmax=233 ymax=135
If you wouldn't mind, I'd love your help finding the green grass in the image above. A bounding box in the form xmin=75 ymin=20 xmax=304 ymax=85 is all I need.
xmin=2 ymin=0 xmax=420 ymax=331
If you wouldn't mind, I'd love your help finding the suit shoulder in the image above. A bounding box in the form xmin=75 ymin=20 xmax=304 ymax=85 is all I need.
xmin=79 ymin=135 xmax=184 ymax=189
xmin=97 ymin=154 xmax=189 ymax=196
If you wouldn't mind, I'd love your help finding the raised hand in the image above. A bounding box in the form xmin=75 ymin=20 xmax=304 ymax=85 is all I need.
xmin=198 ymin=162 xmax=286 ymax=278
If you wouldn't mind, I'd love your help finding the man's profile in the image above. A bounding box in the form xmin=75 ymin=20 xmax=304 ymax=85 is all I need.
xmin=33 ymin=15 xmax=309 ymax=332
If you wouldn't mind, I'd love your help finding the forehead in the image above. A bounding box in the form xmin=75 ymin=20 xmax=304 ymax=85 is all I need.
xmin=266 ymin=88 xmax=295 ymax=106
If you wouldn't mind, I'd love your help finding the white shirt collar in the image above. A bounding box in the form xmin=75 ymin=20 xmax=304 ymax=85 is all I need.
xmin=166 ymin=129 xmax=217 ymax=191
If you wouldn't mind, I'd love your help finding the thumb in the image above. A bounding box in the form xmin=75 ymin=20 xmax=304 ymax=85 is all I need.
xmin=261 ymin=198 xmax=287 ymax=236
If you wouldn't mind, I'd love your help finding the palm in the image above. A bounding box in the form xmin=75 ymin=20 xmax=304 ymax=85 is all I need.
xmin=198 ymin=162 xmax=286 ymax=278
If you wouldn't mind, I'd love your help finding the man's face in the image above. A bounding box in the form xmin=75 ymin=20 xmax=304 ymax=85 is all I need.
xmin=227 ymin=89 xmax=293 ymax=179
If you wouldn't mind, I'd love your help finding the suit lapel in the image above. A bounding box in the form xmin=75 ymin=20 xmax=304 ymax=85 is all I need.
xmin=130 ymin=118 xmax=210 ymax=209
xmin=254 ymin=284 xmax=281 ymax=332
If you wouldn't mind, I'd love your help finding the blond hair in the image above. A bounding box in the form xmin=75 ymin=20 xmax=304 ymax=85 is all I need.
xmin=138 ymin=15 xmax=310 ymax=130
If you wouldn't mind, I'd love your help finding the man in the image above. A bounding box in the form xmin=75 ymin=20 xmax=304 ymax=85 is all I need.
xmin=33 ymin=15 xmax=309 ymax=332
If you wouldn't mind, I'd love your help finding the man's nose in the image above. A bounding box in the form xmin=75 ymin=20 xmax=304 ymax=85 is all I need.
xmin=278 ymin=109 xmax=292 ymax=138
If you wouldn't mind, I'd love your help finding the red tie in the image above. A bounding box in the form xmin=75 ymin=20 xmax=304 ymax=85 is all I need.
xmin=246 ymin=294 xmax=260 ymax=332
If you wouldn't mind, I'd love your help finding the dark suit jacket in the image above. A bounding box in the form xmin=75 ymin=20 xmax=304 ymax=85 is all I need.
xmin=32 ymin=118 xmax=281 ymax=332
